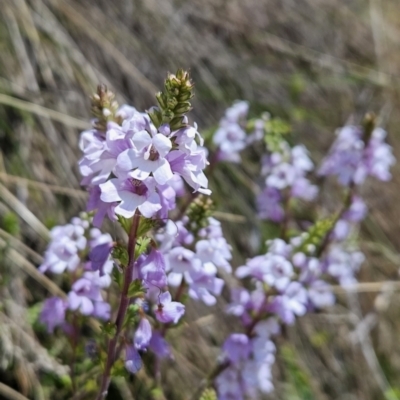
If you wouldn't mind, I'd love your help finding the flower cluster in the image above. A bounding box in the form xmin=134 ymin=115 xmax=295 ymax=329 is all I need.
xmin=213 ymin=101 xmax=249 ymax=163
xmin=216 ymin=328 xmax=277 ymax=399
xmin=156 ymin=216 xmax=232 ymax=306
xmin=39 ymin=215 xmax=114 ymax=332
xmin=319 ymin=124 xmax=395 ymax=186
xmin=257 ymin=142 xmax=318 ymax=222
xmin=34 ymin=78 xmax=397 ymax=400
xmin=80 ymin=89 xmax=210 ymax=228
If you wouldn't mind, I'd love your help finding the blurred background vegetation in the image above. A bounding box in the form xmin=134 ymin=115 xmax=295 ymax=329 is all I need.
xmin=1 ymin=0 xmax=400 ymax=399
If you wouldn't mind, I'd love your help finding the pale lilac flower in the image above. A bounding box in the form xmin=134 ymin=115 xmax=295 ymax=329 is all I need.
xmin=308 ymin=280 xmax=335 ymax=308
xmin=39 ymin=219 xmax=87 ymax=274
xmin=222 ymin=334 xmax=251 ymax=364
xmin=125 ymin=345 xmax=142 ymax=374
xmin=167 ymin=149 xmax=211 ymax=195
xmin=88 ymin=232 xmax=113 ymax=275
xmin=117 ymin=130 xmax=173 ymax=185
xmin=319 ymin=125 xmax=395 ymax=185
xmin=154 ymin=291 xmax=185 ymax=324
xmin=226 ymin=288 xmax=251 ymax=317
xmin=213 ymin=101 xmax=249 ymax=163
xmin=40 ymin=297 xmax=67 ymax=333
xmin=324 ymin=246 xmax=365 ymax=286
xmin=134 ymin=318 xmax=152 ymax=350
xmin=273 ymin=281 xmax=308 ymax=324
xmin=68 ymin=276 xmax=110 ymax=319
xmin=140 ymin=249 xmax=168 ymax=288
xmin=195 ymin=238 xmax=232 ymax=273
xmin=149 ymin=331 xmax=172 ymax=359
xmin=257 ymin=187 xmax=284 ymax=222
xmin=100 ymin=177 xmax=161 ymax=218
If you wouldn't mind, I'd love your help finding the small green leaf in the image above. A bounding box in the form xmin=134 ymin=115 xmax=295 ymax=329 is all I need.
xmin=111 ymin=359 xmax=129 ymax=378
xmin=137 ymin=216 xmax=158 ymax=237
xmin=135 ymin=237 xmax=151 ymax=259
xmin=111 ymin=266 xmax=124 ymax=288
xmin=101 ymin=322 xmax=117 ymax=338
xmin=112 ymin=245 xmax=129 ymax=266
xmin=127 ymin=279 xmax=147 ymax=298
xmin=117 ymin=215 xmax=132 ymax=234
xmin=199 ymin=388 xmax=217 ymax=400
xmin=123 ymin=304 xmax=140 ymax=328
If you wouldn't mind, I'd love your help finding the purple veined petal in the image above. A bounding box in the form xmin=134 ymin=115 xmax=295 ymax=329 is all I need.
xmin=132 ymin=130 xmax=152 ymax=151
xmin=138 ymin=192 xmax=162 ymax=218
xmin=114 ymin=191 xmax=144 ymax=218
xmin=125 ymin=345 xmax=142 ymax=374
xmin=153 ymin=133 xmax=172 ymax=157
xmin=100 ymin=179 xmax=122 ymax=203
xmin=159 ymin=291 xmax=172 ymax=304
xmin=117 ymin=148 xmax=137 ymax=171
xmin=152 ymin=159 xmax=174 ymax=185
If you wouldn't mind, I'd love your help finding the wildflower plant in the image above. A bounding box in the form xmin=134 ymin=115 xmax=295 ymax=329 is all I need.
xmin=36 ymin=70 xmax=395 ymax=399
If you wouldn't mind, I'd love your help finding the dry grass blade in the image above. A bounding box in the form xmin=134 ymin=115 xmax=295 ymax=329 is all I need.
xmin=0 ymin=236 xmax=65 ymax=297
xmin=0 ymin=383 xmax=30 ymax=400
xmin=0 ymin=227 xmax=43 ymax=264
xmin=0 ymin=182 xmax=50 ymax=241
xmin=0 ymin=93 xmax=89 ymax=129
xmin=47 ymin=0 xmax=158 ymax=96
xmin=0 ymin=173 xmax=87 ymax=199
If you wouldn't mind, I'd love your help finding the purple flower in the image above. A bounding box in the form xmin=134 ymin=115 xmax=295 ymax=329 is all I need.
xmin=125 ymin=345 xmax=142 ymax=374
xmin=195 ymin=238 xmax=232 ymax=273
xmin=308 ymin=280 xmax=335 ymax=308
xmin=117 ymin=130 xmax=173 ymax=185
xmin=149 ymin=331 xmax=172 ymax=359
xmin=319 ymin=125 xmax=395 ymax=186
xmin=100 ymin=177 xmax=161 ymax=218
xmin=140 ymin=249 xmax=168 ymax=289
xmin=68 ymin=276 xmax=110 ymax=319
xmin=226 ymin=288 xmax=250 ymax=317
xmin=134 ymin=318 xmax=152 ymax=350
xmin=273 ymin=281 xmax=308 ymax=324
xmin=40 ymin=297 xmax=67 ymax=333
xmin=222 ymin=334 xmax=252 ymax=364
xmin=257 ymin=187 xmax=284 ymax=222
xmin=213 ymin=101 xmax=249 ymax=163
xmin=89 ymin=241 xmax=113 ymax=275
xmin=167 ymin=150 xmax=211 ymax=195
xmin=154 ymin=291 xmax=185 ymax=324
xmin=39 ymin=219 xmax=87 ymax=274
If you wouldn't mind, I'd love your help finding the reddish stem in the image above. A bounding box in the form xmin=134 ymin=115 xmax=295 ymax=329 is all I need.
xmin=95 ymin=212 xmax=141 ymax=400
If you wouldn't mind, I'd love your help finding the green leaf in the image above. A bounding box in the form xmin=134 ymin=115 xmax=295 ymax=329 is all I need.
xmin=112 ymin=245 xmax=129 ymax=266
xmin=123 ymin=303 xmax=140 ymax=328
xmin=135 ymin=237 xmax=151 ymax=259
xmin=127 ymin=279 xmax=147 ymax=298
xmin=27 ymin=302 xmax=42 ymax=326
xmin=111 ymin=266 xmax=124 ymax=289
xmin=117 ymin=215 xmax=132 ymax=234
xmin=199 ymin=388 xmax=217 ymax=400
xmin=111 ymin=359 xmax=129 ymax=378
xmin=101 ymin=322 xmax=117 ymax=338
xmin=137 ymin=216 xmax=158 ymax=237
